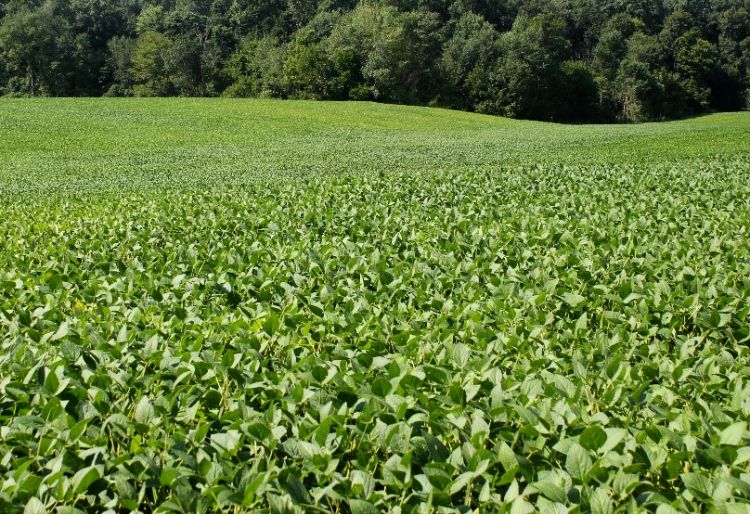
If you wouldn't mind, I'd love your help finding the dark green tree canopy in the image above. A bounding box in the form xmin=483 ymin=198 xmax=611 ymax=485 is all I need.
xmin=1 ymin=0 xmax=748 ymax=121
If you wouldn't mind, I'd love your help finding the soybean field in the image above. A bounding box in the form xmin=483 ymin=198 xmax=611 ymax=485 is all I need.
xmin=1 ymin=99 xmax=750 ymax=513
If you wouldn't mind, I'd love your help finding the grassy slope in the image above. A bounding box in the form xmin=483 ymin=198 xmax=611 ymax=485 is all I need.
xmin=1 ymin=98 xmax=748 ymax=194
xmin=1 ymin=99 xmax=750 ymax=512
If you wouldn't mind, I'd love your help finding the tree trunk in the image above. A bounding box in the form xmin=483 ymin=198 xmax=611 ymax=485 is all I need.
xmin=28 ymin=64 xmax=35 ymax=97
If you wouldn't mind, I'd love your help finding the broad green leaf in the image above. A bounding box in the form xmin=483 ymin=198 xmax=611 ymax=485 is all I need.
xmin=449 ymin=472 xmax=475 ymax=496
xmin=655 ymin=505 xmax=682 ymax=514
xmin=532 ymin=481 xmax=567 ymax=503
xmin=133 ymin=396 xmax=154 ymax=424
xmin=23 ymin=498 xmax=46 ymax=514
xmin=580 ymin=426 xmax=607 ymax=452
xmin=720 ymin=422 xmax=747 ymax=446
xmin=211 ymin=430 xmax=242 ymax=454
xmin=51 ymin=322 xmax=69 ymax=341
xmin=562 ymin=293 xmax=586 ymax=308
xmin=681 ymin=473 xmax=713 ymax=498
xmin=71 ymin=466 xmax=102 ymax=495
xmin=566 ymin=444 xmax=593 ymax=482
xmin=589 ymin=488 xmax=613 ymax=514
xmin=510 ymin=496 xmax=535 ymax=514
xmin=724 ymin=504 xmax=750 ymax=514
xmin=283 ymin=474 xmax=310 ymax=504
xmin=269 ymin=494 xmax=300 ymax=514
xmin=575 ymin=312 xmax=588 ymax=332
xmin=734 ymin=447 xmax=750 ymax=465
xmin=601 ymin=428 xmax=627 ymax=453
xmin=349 ymin=500 xmax=379 ymax=514
xmin=371 ymin=377 xmax=391 ymax=397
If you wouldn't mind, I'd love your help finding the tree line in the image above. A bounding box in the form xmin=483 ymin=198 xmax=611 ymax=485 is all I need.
xmin=1 ymin=0 xmax=749 ymax=122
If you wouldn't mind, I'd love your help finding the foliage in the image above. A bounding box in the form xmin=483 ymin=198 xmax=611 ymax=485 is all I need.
xmin=492 ymin=13 xmax=572 ymax=120
xmin=1 ymin=99 xmax=750 ymax=512
xmin=131 ymin=31 xmax=174 ymax=97
xmin=222 ymin=36 xmax=286 ymax=98
xmin=440 ymin=12 xmax=500 ymax=110
xmin=104 ymin=36 xmax=137 ymax=97
xmin=0 ymin=1 xmax=74 ymax=96
xmin=615 ymin=34 xmax=669 ymax=122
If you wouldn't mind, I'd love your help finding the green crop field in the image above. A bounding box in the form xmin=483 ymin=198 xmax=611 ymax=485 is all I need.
xmin=1 ymin=99 xmax=750 ymax=514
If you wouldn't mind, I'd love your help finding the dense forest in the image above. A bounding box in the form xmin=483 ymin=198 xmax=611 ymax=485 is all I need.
xmin=1 ymin=0 xmax=749 ymax=121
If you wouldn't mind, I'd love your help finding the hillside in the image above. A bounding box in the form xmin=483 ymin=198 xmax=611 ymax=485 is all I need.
xmin=1 ymin=100 xmax=750 ymax=513
xmin=2 ymin=99 xmax=749 ymax=195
